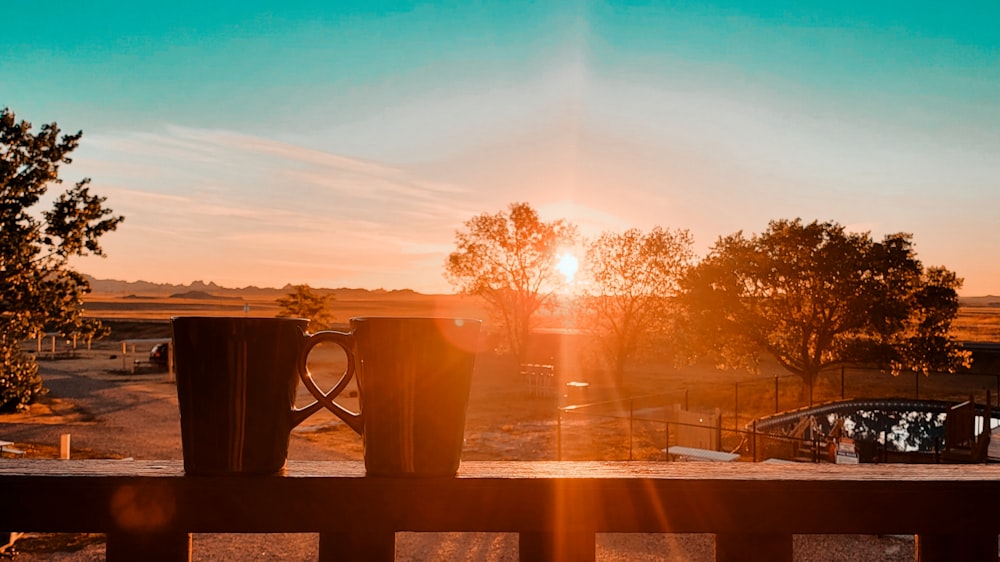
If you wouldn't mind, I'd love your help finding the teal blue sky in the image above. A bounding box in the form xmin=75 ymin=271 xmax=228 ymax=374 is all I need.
xmin=3 ymin=1 xmax=998 ymax=294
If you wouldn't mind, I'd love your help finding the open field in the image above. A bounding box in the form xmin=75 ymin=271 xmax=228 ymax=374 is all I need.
xmin=64 ymin=292 xmax=1000 ymax=462
xmin=3 ymin=292 xmax=999 ymax=559
xmin=953 ymin=305 xmax=1000 ymax=342
xmin=80 ymin=290 xmax=492 ymax=324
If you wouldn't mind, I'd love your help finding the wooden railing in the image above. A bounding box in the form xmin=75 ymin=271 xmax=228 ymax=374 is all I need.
xmin=2 ymin=460 xmax=999 ymax=561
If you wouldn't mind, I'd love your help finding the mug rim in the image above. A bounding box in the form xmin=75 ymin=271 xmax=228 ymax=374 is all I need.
xmin=171 ymin=315 xmax=309 ymax=322
xmin=349 ymin=316 xmax=481 ymax=323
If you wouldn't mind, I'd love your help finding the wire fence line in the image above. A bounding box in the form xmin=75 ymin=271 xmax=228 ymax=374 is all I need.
xmin=555 ymin=369 xmax=1000 ymax=462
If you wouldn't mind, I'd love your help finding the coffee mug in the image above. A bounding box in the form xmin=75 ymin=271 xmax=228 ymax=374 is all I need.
xmin=172 ymin=316 xmax=352 ymax=475
xmin=299 ymin=317 xmax=481 ymax=476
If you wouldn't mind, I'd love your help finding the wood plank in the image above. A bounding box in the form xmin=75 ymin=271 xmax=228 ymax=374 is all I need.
xmin=2 ymin=460 xmax=1000 ymax=537
xmin=7 ymin=459 xmax=1000 ymax=480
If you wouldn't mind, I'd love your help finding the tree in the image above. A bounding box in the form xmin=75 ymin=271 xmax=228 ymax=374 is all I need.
xmin=445 ymin=202 xmax=577 ymax=362
xmin=579 ymin=227 xmax=695 ymax=382
xmin=678 ymin=219 xmax=969 ymax=392
xmin=1 ymin=108 xmax=124 ymax=412
xmin=276 ymin=284 xmax=337 ymax=330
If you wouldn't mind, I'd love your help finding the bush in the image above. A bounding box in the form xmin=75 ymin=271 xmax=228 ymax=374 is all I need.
xmin=0 ymin=344 xmax=47 ymax=413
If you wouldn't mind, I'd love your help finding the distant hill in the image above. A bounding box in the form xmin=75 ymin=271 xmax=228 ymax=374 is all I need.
xmin=83 ymin=275 xmax=432 ymax=299
xmin=960 ymin=296 xmax=1000 ymax=307
xmin=170 ymin=290 xmax=242 ymax=300
xmin=86 ymin=275 xmax=994 ymax=304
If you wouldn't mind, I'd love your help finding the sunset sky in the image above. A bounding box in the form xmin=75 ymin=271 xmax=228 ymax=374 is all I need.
xmin=4 ymin=2 xmax=999 ymax=295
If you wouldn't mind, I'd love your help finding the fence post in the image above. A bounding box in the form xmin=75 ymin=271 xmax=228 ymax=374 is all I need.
xmin=734 ymin=383 xmax=739 ymax=431
xmin=715 ymin=409 xmax=722 ymax=451
xmin=628 ymin=399 xmax=634 ymax=462
xmin=557 ymin=410 xmax=562 ymax=461
xmin=774 ymin=376 xmax=779 ymax=413
xmin=664 ymin=420 xmax=670 ymax=461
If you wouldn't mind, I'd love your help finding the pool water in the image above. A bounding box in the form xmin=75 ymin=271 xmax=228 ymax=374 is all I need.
xmin=753 ymin=398 xmax=999 ymax=453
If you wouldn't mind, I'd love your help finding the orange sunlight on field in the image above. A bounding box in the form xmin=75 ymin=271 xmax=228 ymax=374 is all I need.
xmin=81 ymin=291 xmax=492 ymax=327
xmin=952 ymin=307 xmax=1000 ymax=342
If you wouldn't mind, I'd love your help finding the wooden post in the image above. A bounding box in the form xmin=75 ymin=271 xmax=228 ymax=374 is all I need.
xmin=60 ymin=434 xmax=71 ymax=460
xmin=774 ymin=376 xmax=779 ymax=413
xmin=734 ymin=383 xmax=739 ymax=429
xmin=916 ymin=534 xmax=997 ymax=562
xmin=319 ymin=530 xmax=395 ymax=562
xmin=664 ymin=420 xmax=670 ymax=461
xmin=519 ymin=531 xmax=595 ymax=562
xmin=716 ymin=533 xmax=792 ymax=562
xmin=715 ymin=408 xmax=722 ymax=451
xmin=628 ymin=399 xmax=634 ymax=461
xmin=557 ymin=411 xmax=562 ymax=461
xmin=106 ymin=531 xmax=191 ymax=562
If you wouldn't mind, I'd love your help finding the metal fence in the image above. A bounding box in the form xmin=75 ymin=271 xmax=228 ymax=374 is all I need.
xmin=555 ymin=369 xmax=1000 ymax=462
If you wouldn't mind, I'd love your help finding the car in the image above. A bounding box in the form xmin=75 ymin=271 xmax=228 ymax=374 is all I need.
xmin=149 ymin=342 xmax=170 ymax=366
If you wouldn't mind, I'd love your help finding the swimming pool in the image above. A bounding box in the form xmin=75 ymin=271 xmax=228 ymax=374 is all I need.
xmin=751 ymin=398 xmax=999 ymax=455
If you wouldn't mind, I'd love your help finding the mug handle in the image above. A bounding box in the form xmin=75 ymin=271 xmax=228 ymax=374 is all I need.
xmin=297 ymin=330 xmax=363 ymax=434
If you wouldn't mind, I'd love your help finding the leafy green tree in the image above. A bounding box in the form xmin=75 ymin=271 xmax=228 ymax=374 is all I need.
xmin=276 ymin=284 xmax=337 ymax=330
xmin=1 ymin=108 xmax=124 ymax=412
xmin=445 ymin=202 xmax=577 ymax=361
xmin=678 ymin=219 xmax=969 ymax=391
xmin=579 ymin=227 xmax=695 ymax=383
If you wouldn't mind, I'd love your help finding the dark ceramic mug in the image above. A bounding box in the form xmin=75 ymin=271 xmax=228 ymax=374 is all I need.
xmin=299 ymin=317 xmax=481 ymax=476
xmin=172 ymin=316 xmax=351 ymax=475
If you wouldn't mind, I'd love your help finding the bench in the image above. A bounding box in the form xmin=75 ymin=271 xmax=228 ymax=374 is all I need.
xmin=521 ymin=364 xmax=556 ymax=397
xmin=1 ymin=460 xmax=998 ymax=561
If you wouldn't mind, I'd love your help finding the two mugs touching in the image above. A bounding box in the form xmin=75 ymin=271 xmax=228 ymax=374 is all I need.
xmin=172 ymin=316 xmax=482 ymax=477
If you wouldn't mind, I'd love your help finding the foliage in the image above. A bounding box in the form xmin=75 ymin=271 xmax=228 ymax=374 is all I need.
xmin=0 ymin=345 xmax=44 ymax=414
xmin=445 ymin=202 xmax=578 ymax=361
xmin=276 ymin=284 xmax=337 ymax=330
xmin=579 ymin=226 xmax=695 ymax=381
xmin=0 ymin=107 xmax=123 ymax=412
xmin=678 ymin=219 xmax=970 ymax=389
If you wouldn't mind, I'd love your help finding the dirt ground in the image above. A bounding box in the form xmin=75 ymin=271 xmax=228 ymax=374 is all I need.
xmin=0 ymin=334 xmax=924 ymax=562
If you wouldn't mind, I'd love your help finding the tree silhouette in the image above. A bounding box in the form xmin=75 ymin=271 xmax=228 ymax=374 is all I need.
xmin=678 ymin=219 xmax=969 ymax=391
xmin=579 ymin=227 xmax=694 ymax=383
xmin=276 ymin=284 xmax=337 ymax=330
xmin=1 ymin=107 xmax=123 ymax=412
xmin=445 ymin=202 xmax=577 ymax=362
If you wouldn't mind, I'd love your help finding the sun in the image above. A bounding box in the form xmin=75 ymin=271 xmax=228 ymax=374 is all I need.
xmin=555 ymin=253 xmax=579 ymax=284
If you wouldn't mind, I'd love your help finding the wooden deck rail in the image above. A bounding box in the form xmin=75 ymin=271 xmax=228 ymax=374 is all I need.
xmin=2 ymin=460 xmax=999 ymax=561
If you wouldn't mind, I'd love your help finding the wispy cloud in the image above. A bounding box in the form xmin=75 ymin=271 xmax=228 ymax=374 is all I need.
xmin=72 ymin=126 xmax=483 ymax=291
